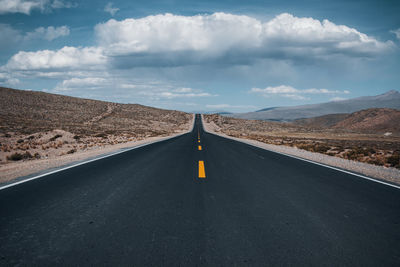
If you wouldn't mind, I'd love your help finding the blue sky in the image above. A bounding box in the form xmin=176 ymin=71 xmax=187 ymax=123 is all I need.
xmin=0 ymin=0 xmax=399 ymax=112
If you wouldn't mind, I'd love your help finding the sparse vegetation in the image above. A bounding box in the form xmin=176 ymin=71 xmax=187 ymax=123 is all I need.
xmin=94 ymin=133 xmax=107 ymax=138
xmin=49 ymin=134 xmax=63 ymax=142
xmin=204 ymin=114 xmax=400 ymax=169
xmin=7 ymin=152 xmax=33 ymax=161
xmin=67 ymin=149 xmax=76 ymax=154
xmin=0 ymin=87 xmax=192 ymax=173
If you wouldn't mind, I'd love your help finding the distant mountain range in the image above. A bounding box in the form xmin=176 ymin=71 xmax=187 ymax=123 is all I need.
xmin=230 ymin=90 xmax=400 ymax=121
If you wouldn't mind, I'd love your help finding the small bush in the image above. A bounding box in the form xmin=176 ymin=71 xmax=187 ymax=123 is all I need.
xmin=34 ymin=152 xmax=41 ymax=159
xmin=7 ymin=153 xmax=23 ymax=161
xmin=7 ymin=152 xmax=33 ymax=161
xmin=67 ymin=149 xmax=76 ymax=154
xmin=27 ymin=135 xmax=35 ymax=140
xmin=94 ymin=133 xmax=107 ymax=138
xmin=314 ymin=145 xmax=331 ymax=153
xmin=4 ymin=133 xmax=11 ymax=138
xmin=49 ymin=134 xmax=62 ymax=142
xmin=73 ymin=135 xmax=81 ymax=140
xmin=17 ymin=139 xmax=24 ymax=143
xmin=387 ymin=154 xmax=400 ymax=167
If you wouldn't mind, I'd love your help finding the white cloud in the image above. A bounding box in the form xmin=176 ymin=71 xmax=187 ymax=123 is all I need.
xmin=139 ymin=88 xmax=216 ymax=99
xmin=0 ymin=0 xmax=76 ymax=15
xmin=5 ymin=46 xmax=106 ymax=70
xmin=3 ymin=12 xmax=395 ymax=73
xmin=0 ymin=72 xmax=20 ymax=86
xmin=51 ymin=0 xmax=76 ymax=9
xmin=54 ymin=77 xmax=107 ymax=91
xmin=391 ymin=28 xmax=400 ymax=40
xmin=330 ymin=97 xmax=347 ymax=102
xmin=206 ymin=104 xmax=257 ymax=109
xmin=25 ymin=25 xmax=70 ymax=41
xmin=251 ymin=85 xmax=350 ymax=99
xmin=104 ymin=2 xmax=118 ymax=16
xmin=172 ymin=87 xmax=194 ymax=93
xmin=95 ymin=12 xmax=393 ymax=60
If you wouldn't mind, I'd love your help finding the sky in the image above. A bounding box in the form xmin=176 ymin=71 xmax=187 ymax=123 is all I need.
xmin=0 ymin=0 xmax=399 ymax=113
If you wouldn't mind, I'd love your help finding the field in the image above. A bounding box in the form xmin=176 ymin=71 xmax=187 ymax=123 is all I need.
xmin=0 ymin=87 xmax=192 ymax=166
xmin=204 ymin=114 xmax=400 ymax=169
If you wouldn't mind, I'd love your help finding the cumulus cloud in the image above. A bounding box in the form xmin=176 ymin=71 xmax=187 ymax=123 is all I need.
xmin=251 ymin=85 xmax=349 ymax=99
xmin=5 ymin=46 xmax=106 ymax=70
xmin=0 ymin=0 xmax=76 ymax=15
xmin=3 ymin=12 xmax=394 ymax=73
xmin=391 ymin=28 xmax=400 ymax=40
xmin=138 ymin=87 xmax=216 ymax=99
xmin=25 ymin=25 xmax=70 ymax=41
xmin=0 ymin=72 xmax=20 ymax=86
xmin=104 ymin=2 xmax=118 ymax=16
xmin=54 ymin=77 xmax=107 ymax=91
xmin=95 ymin=12 xmax=393 ymax=64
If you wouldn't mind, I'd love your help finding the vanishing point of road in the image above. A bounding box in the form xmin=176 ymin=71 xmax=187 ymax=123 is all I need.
xmin=1 ymin=115 xmax=400 ymax=266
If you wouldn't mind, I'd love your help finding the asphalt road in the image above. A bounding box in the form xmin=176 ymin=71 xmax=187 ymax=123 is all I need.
xmin=1 ymin=114 xmax=400 ymax=266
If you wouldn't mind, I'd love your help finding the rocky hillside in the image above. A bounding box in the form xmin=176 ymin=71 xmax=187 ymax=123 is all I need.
xmin=294 ymin=108 xmax=400 ymax=134
xmin=0 ymin=87 xmax=192 ymax=136
xmin=293 ymin=113 xmax=348 ymax=128
xmin=332 ymin=108 xmax=400 ymax=134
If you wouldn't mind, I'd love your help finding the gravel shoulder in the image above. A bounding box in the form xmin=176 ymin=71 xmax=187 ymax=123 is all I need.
xmin=202 ymin=115 xmax=400 ymax=186
xmin=0 ymin=114 xmax=195 ymax=185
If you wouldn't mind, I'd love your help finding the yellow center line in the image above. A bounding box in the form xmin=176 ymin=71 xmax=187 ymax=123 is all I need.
xmin=198 ymin=145 xmax=202 ymax=150
xmin=198 ymin=140 xmax=200 ymax=143
xmin=198 ymin=160 xmax=206 ymax=178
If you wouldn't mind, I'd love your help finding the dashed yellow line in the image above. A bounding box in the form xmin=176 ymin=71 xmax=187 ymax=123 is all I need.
xmin=198 ymin=145 xmax=202 ymax=150
xmin=198 ymin=140 xmax=201 ymax=143
xmin=198 ymin=160 xmax=206 ymax=178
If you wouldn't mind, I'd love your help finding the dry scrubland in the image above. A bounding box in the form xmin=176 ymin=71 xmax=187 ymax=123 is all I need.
xmin=204 ymin=112 xmax=400 ymax=170
xmin=0 ymin=87 xmax=192 ymax=180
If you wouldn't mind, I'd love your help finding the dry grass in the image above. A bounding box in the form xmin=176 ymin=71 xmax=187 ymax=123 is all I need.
xmin=204 ymin=114 xmax=400 ymax=169
xmin=0 ymin=87 xmax=192 ymax=165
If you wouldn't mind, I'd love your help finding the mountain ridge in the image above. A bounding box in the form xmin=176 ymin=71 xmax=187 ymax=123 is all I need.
xmin=230 ymin=90 xmax=400 ymax=121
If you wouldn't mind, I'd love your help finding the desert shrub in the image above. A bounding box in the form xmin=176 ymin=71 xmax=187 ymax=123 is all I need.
xmin=314 ymin=144 xmax=331 ymax=153
xmin=387 ymin=154 xmax=400 ymax=167
xmin=34 ymin=152 xmax=41 ymax=159
xmin=94 ymin=133 xmax=107 ymax=138
xmin=17 ymin=139 xmax=24 ymax=143
xmin=7 ymin=151 xmax=32 ymax=161
xmin=296 ymin=143 xmax=314 ymax=151
xmin=7 ymin=153 xmax=23 ymax=161
xmin=27 ymin=135 xmax=35 ymax=140
xmin=367 ymin=157 xmax=385 ymax=166
xmin=73 ymin=135 xmax=81 ymax=140
xmin=343 ymin=150 xmax=358 ymax=160
xmin=67 ymin=149 xmax=76 ymax=154
xmin=49 ymin=134 xmax=62 ymax=141
xmin=4 ymin=133 xmax=11 ymax=138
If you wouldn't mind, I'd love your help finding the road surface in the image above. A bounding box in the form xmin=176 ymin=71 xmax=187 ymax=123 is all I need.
xmin=1 ymin=115 xmax=400 ymax=266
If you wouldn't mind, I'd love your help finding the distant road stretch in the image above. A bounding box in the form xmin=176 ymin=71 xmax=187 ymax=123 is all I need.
xmin=1 ymin=115 xmax=399 ymax=266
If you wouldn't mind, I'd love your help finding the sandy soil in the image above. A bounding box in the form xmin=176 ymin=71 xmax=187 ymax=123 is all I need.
xmin=0 ymin=114 xmax=194 ymax=184
xmin=202 ymin=115 xmax=400 ymax=185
